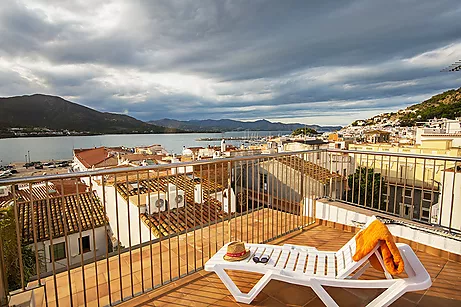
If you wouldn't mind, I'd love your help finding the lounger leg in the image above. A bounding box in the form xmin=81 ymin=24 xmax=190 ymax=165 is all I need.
xmin=214 ymin=268 xmax=273 ymax=304
xmin=365 ymin=280 xmax=405 ymax=307
xmin=373 ymin=251 xmax=393 ymax=280
xmin=310 ymin=282 xmax=339 ymax=307
xmin=350 ymin=262 xmax=371 ymax=280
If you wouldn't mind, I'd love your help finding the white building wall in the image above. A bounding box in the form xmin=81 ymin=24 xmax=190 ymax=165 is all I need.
xmin=33 ymin=227 xmax=107 ymax=273
xmin=437 ymin=170 xmax=461 ymax=230
xmin=214 ymin=190 xmax=236 ymax=214
xmin=419 ymin=134 xmax=461 ymax=147
xmin=325 ymin=153 xmax=355 ymax=177
xmin=93 ymin=178 xmax=235 ymax=246
xmin=93 ymin=183 xmax=154 ymax=246
xmin=72 ymin=155 xmax=88 ymax=172
xmin=170 ymin=165 xmax=194 ymax=175
xmin=315 ymin=199 xmax=461 ymax=255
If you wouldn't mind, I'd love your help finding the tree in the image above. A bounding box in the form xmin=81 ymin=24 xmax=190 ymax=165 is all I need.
xmin=345 ymin=167 xmax=387 ymax=210
xmin=292 ymin=127 xmax=318 ymax=136
xmin=0 ymin=206 xmax=37 ymax=292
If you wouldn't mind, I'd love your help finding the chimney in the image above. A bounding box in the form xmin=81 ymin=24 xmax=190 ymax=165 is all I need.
xmin=221 ymin=139 xmax=226 ymax=152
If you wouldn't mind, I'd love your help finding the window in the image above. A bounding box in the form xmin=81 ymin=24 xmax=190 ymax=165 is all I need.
xmin=423 ymin=192 xmax=433 ymax=201
xmin=259 ymin=174 xmax=268 ymax=191
xmin=79 ymin=236 xmax=91 ymax=254
xmin=50 ymin=242 xmax=66 ymax=262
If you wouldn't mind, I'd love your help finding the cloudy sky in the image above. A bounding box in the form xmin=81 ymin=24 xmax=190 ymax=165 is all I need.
xmin=1 ymin=0 xmax=461 ymax=125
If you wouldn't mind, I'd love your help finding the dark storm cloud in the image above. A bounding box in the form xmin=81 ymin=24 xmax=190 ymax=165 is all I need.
xmin=0 ymin=0 xmax=461 ymax=125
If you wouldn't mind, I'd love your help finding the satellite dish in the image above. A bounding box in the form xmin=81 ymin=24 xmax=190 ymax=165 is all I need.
xmin=155 ymin=199 xmax=165 ymax=208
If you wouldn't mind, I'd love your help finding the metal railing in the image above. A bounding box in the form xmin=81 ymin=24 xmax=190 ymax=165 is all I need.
xmin=0 ymin=150 xmax=322 ymax=307
xmin=325 ymin=149 xmax=461 ymax=232
xmin=0 ymin=148 xmax=460 ymax=306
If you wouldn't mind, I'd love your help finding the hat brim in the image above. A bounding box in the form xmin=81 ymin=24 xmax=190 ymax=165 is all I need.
xmin=223 ymin=249 xmax=251 ymax=262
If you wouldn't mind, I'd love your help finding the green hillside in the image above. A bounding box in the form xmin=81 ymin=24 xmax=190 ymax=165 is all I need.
xmin=399 ymin=87 xmax=461 ymax=126
xmin=0 ymin=94 xmax=182 ymax=136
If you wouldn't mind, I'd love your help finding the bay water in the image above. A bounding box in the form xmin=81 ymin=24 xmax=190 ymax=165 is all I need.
xmin=0 ymin=131 xmax=288 ymax=165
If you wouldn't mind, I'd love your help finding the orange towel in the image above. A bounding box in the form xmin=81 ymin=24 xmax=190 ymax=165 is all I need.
xmin=352 ymin=219 xmax=404 ymax=275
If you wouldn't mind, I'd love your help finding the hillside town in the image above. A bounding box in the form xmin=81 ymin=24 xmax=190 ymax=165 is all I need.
xmin=1 ymin=116 xmax=460 ymax=271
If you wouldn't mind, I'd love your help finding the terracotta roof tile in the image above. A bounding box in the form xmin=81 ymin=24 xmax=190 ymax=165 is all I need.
xmin=74 ymin=147 xmax=118 ymax=168
xmin=18 ymin=191 xmax=107 ymax=244
xmin=0 ymin=183 xmax=61 ymax=207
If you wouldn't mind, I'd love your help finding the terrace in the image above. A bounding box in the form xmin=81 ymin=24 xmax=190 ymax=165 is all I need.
xmin=0 ymin=149 xmax=460 ymax=307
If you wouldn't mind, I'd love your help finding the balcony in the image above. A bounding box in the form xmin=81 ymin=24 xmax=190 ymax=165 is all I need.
xmin=119 ymin=223 xmax=461 ymax=307
xmin=0 ymin=149 xmax=460 ymax=306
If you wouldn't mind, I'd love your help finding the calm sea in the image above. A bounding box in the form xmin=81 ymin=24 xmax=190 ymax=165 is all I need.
xmin=0 ymin=131 xmax=288 ymax=165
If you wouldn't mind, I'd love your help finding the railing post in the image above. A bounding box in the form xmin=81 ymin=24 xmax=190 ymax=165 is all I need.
xmin=300 ymin=154 xmax=305 ymax=229
xmin=0 ymin=231 xmax=8 ymax=307
xmin=227 ymin=161 xmax=232 ymax=243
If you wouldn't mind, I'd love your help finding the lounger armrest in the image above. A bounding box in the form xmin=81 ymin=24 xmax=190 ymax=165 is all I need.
xmin=396 ymin=243 xmax=432 ymax=291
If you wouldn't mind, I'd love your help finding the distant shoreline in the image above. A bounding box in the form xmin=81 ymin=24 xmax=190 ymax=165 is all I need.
xmin=0 ymin=129 xmax=296 ymax=140
xmin=0 ymin=130 xmax=219 ymax=139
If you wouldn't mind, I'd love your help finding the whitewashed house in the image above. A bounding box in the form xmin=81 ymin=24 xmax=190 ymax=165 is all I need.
xmin=0 ymin=182 xmax=109 ymax=273
xmin=92 ymin=171 xmax=235 ymax=247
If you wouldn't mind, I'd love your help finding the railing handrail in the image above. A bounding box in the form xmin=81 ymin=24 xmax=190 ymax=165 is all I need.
xmin=0 ymin=149 xmax=324 ymax=185
xmin=327 ymin=148 xmax=461 ymax=162
xmin=1 ymin=148 xmax=459 ymax=185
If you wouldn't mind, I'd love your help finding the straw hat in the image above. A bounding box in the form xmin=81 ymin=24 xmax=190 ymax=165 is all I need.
xmin=223 ymin=242 xmax=250 ymax=261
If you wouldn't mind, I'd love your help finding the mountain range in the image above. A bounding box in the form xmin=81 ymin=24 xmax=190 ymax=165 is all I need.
xmin=148 ymin=118 xmax=341 ymax=132
xmin=0 ymin=94 xmax=179 ymax=135
xmin=0 ymin=94 xmax=342 ymax=137
xmin=2 ymin=87 xmax=459 ymax=138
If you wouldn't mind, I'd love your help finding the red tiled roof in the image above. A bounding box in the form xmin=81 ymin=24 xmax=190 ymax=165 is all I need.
xmin=50 ymin=179 xmax=88 ymax=195
xmin=0 ymin=183 xmax=61 ymax=208
xmin=18 ymin=191 xmax=107 ymax=244
xmin=74 ymin=147 xmax=118 ymax=168
xmin=1 ymin=182 xmax=104 ymax=244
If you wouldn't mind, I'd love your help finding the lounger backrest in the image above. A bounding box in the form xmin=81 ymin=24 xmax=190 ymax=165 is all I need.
xmin=335 ymin=216 xmax=378 ymax=278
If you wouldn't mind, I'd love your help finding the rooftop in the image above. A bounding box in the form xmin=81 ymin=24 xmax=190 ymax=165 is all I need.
xmin=114 ymin=173 xmax=225 ymax=201
xmin=27 ymin=209 xmax=461 ymax=307
xmin=122 ymin=226 xmax=461 ymax=307
xmin=4 ymin=149 xmax=460 ymax=307
xmin=140 ymin=196 xmax=227 ymax=238
xmin=0 ymin=180 xmax=87 ymax=209
xmin=18 ymin=191 xmax=107 ymax=244
xmin=74 ymin=147 xmax=118 ymax=169
xmin=276 ymin=155 xmax=343 ymax=184
xmin=0 ymin=183 xmax=59 ymax=207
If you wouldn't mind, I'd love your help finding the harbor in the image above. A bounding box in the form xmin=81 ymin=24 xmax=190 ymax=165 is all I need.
xmin=196 ymin=136 xmax=265 ymax=141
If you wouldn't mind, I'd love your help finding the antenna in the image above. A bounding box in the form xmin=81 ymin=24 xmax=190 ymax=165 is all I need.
xmin=441 ymin=60 xmax=461 ymax=72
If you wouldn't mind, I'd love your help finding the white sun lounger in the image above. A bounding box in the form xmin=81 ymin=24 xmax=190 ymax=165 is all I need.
xmin=205 ymin=217 xmax=432 ymax=306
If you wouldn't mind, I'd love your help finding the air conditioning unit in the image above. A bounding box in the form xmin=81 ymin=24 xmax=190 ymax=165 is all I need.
xmin=0 ymin=186 xmax=10 ymax=197
xmin=167 ymin=183 xmax=176 ymax=193
xmin=168 ymin=190 xmax=185 ymax=209
xmin=146 ymin=193 xmax=168 ymax=214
